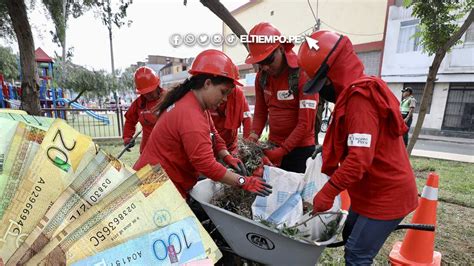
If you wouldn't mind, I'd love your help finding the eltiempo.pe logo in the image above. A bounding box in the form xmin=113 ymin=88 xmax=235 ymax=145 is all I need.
xmin=169 ymin=33 xmax=305 ymax=48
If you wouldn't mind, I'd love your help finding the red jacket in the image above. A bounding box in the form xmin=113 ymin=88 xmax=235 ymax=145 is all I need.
xmin=211 ymin=87 xmax=252 ymax=154
xmin=252 ymin=51 xmax=317 ymax=151
xmin=123 ymin=93 xmax=162 ymax=153
xmin=322 ymin=36 xmax=418 ymax=220
xmin=133 ymin=91 xmax=228 ymax=198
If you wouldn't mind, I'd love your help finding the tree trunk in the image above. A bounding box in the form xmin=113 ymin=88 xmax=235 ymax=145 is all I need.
xmin=407 ymin=9 xmax=474 ymax=154
xmin=61 ymin=0 xmax=67 ymax=61
xmin=107 ymin=0 xmax=115 ymax=76
xmin=68 ymin=89 xmax=86 ymax=106
xmin=6 ymin=0 xmax=41 ymax=115
xmin=199 ymin=0 xmax=249 ymax=52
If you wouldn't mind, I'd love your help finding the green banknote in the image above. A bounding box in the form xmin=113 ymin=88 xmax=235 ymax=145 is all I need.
xmin=7 ymin=150 xmax=135 ymax=265
xmin=0 ymin=119 xmax=97 ymax=262
xmin=27 ymin=166 xmax=221 ymax=265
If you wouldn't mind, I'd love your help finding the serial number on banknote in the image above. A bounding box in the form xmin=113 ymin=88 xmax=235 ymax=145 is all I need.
xmin=89 ymin=178 xmax=112 ymax=203
xmin=15 ymin=177 xmax=45 ymax=230
xmin=89 ymin=203 xmax=137 ymax=246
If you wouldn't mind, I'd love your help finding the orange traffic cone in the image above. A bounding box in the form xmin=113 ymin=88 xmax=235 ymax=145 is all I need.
xmin=389 ymin=172 xmax=442 ymax=265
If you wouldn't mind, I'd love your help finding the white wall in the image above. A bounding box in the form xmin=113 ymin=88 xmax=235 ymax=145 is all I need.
xmin=381 ymin=6 xmax=474 ymax=83
xmin=387 ymin=82 xmax=450 ymax=130
xmin=224 ymin=0 xmax=388 ymax=66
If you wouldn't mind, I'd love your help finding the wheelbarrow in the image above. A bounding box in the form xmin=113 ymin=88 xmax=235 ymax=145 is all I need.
xmin=190 ymin=179 xmax=436 ymax=265
xmin=190 ymin=179 xmax=348 ymax=265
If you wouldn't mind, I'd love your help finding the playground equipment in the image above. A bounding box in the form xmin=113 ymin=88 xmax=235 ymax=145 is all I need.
xmin=57 ymin=98 xmax=110 ymax=125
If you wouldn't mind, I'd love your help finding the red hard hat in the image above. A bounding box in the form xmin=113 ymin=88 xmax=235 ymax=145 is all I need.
xmin=189 ymin=49 xmax=242 ymax=86
xmin=245 ymin=22 xmax=284 ymax=64
xmin=134 ymin=66 xmax=160 ymax=94
xmin=297 ymin=30 xmax=343 ymax=94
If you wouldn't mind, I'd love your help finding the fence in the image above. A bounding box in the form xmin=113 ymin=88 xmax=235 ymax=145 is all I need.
xmin=41 ymin=107 xmax=130 ymax=139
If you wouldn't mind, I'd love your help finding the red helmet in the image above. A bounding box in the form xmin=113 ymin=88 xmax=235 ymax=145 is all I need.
xmin=189 ymin=49 xmax=242 ymax=86
xmin=245 ymin=22 xmax=284 ymax=64
xmin=134 ymin=66 xmax=160 ymax=94
xmin=297 ymin=30 xmax=343 ymax=94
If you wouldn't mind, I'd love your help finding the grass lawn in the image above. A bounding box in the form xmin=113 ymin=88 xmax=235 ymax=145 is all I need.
xmin=98 ymin=140 xmax=473 ymax=265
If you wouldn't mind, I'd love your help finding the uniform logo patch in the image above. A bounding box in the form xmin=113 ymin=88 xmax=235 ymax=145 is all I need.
xmin=347 ymin=133 xmax=372 ymax=148
xmin=299 ymin=100 xmax=317 ymax=109
xmin=243 ymin=111 xmax=252 ymax=118
xmin=277 ymin=90 xmax=294 ymax=100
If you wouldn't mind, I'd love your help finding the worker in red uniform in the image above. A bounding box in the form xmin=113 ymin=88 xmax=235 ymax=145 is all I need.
xmin=245 ymin=22 xmax=318 ymax=173
xmin=210 ymin=83 xmax=252 ymax=155
xmin=123 ymin=66 xmax=164 ymax=154
xmin=298 ymin=30 xmax=418 ymax=265
xmin=133 ymin=49 xmax=271 ymax=199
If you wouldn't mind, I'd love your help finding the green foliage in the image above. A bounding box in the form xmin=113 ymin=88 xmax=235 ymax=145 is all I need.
xmin=0 ymin=45 xmax=19 ymax=80
xmin=94 ymin=0 xmax=133 ymax=30
xmin=53 ymin=60 xmax=118 ymax=97
xmin=0 ymin=0 xmax=14 ymax=39
xmin=117 ymin=65 xmax=137 ymax=93
xmin=404 ymin=0 xmax=474 ymax=55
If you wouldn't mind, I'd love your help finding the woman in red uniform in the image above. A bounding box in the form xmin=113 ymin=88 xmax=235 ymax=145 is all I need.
xmin=298 ymin=30 xmax=418 ymax=265
xmin=133 ymin=49 xmax=271 ymax=198
xmin=122 ymin=66 xmax=164 ymax=153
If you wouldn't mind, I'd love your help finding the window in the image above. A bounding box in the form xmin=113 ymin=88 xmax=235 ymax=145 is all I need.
xmin=442 ymin=83 xmax=474 ymax=132
xmin=397 ymin=19 xmax=421 ymax=53
xmin=403 ymin=83 xmax=431 ymax=114
xmin=464 ymin=22 xmax=474 ymax=45
xmin=356 ymin=51 xmax=381 ymax=76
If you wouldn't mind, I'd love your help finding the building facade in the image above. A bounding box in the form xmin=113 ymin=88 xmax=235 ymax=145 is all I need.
xmin=381 ymin=2 xmax=474 ymax=135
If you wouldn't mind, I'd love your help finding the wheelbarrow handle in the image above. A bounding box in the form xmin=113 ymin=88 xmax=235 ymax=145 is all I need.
xmin=117 ymin=130 xmax=142 ymax=159
xmin=326 ymin=223 xmax=436 ymax=248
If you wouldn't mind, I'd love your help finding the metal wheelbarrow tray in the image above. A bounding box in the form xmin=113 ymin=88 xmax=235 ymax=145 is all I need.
xmin=190 ymin=180 xmax=347 ymax=266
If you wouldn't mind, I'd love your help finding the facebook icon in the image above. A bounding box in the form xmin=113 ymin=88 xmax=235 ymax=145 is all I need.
xmin=169 ymin=34 xmax=183 ymax=48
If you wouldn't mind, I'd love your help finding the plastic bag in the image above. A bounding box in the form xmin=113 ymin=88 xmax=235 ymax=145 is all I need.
xmin=297 ymin=153 xmax=343 ymax=242
xmin=251 ymin=166 xmax=305 ymax=227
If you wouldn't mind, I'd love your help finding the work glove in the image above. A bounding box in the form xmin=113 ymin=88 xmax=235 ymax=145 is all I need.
xmin=252 ymin=166 xmax=264 ymax=177
xmin=239 ymin=176 xmax=272 ymax=197
xmin=246 ymin=132 xmax=259 ymax=143
xmin=312 ymin=181 xmax=341 ymax=213
xmin=123 ymin=138 xmax=136 ymax=152
xmin=263 ymin=147 xmax=288 ymax=167
xmin=223 ymin=155 xmax=248 ymax=176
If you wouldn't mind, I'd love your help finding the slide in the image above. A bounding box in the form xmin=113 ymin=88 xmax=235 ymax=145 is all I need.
xmin=58 ymin=98 xmax=110 ymax=125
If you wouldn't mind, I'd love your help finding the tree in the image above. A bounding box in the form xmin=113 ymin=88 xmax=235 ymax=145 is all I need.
xmin=0 ymin=45 xmax=19 ymax=80
xmin=54 ymin=60 xmax=118 ymax=104
xmin=197 ymin=0 xmax=250 ymax=52
xmin=42 ymin=0 xmax=95 ymax=61
xmin=94 ymin=0 xmax=132 ymax=75
xmin=405 ymin=0 xmax=474 ymax=154
xmin=4 ymin=0 xmax=41 ymax=115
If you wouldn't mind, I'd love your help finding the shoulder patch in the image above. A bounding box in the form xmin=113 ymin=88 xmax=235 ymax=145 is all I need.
xmin=277 ymin=90 xmax=294 ymax=100
xmin=347 ymin=133 xmax=371 ymax=148
xmin=299 ymin=99 xmax=317 ymax=109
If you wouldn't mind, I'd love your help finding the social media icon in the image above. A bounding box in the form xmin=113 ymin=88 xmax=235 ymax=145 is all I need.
xmin=184 ymin=33 xmax=197 ymax=47
xmin=169 ymin=34 xmax=183 ymax=48
xmin=211 ymin=33 xmax=224 ymax=46
xmin=225 ymin=33 xmax=239 ymax=46
xmin=197 ymin=33 xmax=210 ymax=46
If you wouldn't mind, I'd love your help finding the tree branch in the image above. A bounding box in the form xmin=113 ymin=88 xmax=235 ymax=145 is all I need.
xmin=442 ymin=9 xmax=474 ymax=51
xmin=68 ymin=89 xmax=86 ymax=106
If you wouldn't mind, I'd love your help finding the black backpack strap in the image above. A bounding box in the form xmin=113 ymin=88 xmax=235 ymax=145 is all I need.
xmin=288 ymin=67 xmax=299 ymax=96
xmin=258 ymin=70 xmax=268 ymax=90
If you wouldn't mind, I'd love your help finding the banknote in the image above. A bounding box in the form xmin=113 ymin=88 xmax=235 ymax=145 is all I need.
xmin=0 ymin=119 xmax=98 ymax=262
xmin=0 ymin=118 xmax=20 ymax=211
xmin=0 ymin=122 xmax=48 ymax=220
xmin=71 ymin=217 xmax=207 ymax=266
xmin=0 ymin=112 xmax=55 ymax=131
xmin=27 ymin=168 xmax=221 ymax=265
xmin=7 ymin=150 xmax=134 ymax=265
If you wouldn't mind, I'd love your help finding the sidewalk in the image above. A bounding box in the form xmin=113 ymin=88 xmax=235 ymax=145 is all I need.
xmin=417 ymin=134 xmax=474 ymax=145
xmin=318 ymin=134 xmax=474 ymax=163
